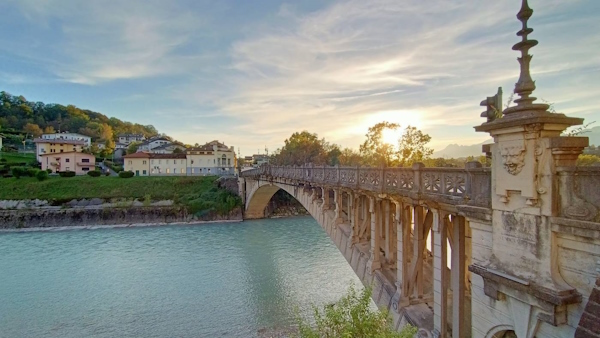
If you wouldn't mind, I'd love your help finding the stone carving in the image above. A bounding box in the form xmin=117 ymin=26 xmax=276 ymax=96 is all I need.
xmin=500 ymin=144 xmax=526 ymax=175
xmin=563 ymin=202 xmax=597 ymax=221
xmin=480 ymin=87 xmax=503 ymax=123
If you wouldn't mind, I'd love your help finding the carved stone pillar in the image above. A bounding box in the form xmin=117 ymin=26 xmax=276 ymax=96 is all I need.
xmin=432 ymin=210 xmax=448 ymax=338
xmin=367 ymin=197 xmax=381 ymax=273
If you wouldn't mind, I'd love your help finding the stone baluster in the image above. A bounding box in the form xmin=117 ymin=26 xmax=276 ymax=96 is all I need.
xmin=432 ymin=210 xmax=449 ymax=338
xmin=368 ymin=197 xmax=382 ymax=273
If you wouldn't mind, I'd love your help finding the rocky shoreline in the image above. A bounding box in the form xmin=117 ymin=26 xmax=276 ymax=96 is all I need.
xmin=0 ymin=198 xmax=243 ymax=230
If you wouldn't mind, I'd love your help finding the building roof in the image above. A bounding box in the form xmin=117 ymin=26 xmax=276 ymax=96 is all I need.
xmin=118 ymin=133 xmax=144 ymax=137
xmin=42 ymin=132 xmax=90 ymax=138
xmin=152 ymin=143 xmax=185 ymax=150
xmin=39 ymin=151 xmax=95 ymax=157
xmin=34 ymin=138 xmax=85 ymax=145
xmin=123 ymin=152 xmax=186 ymax=159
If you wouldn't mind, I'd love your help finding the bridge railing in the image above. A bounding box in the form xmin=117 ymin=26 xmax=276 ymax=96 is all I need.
xmin=556 ymin=166 xmax=600 ymax=221
xmin=241 ymin=163 xmax=491 ymax=207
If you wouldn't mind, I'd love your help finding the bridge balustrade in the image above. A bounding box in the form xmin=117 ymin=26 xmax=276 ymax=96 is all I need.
xmin=241 ymin=164 xmax=491 ymax=208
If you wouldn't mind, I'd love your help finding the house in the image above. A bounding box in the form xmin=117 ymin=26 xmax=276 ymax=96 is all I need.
xmin=41 ymin=132 xmax=91 ymax=147
xmin=121 ymin=140 xmax=237 ymax=176
xmin=123 ymin=152 xmax=187 ymax=176
xmin=39 ymin=152 xmax=95 ymax=175
xmin=33 ymin=138 xmax=86 ymax=162
xmin=115 ymin=142 xmax=128 ymax=150
xmin=137 ymin=137 xmax=172 ymax=152
xmin=186 ymin=140 xmax=236 ymax=176
xmin=117 ymin=133 xmax=146 ymax=145
xmin=149 ymin=143 xmax=186 ymax=154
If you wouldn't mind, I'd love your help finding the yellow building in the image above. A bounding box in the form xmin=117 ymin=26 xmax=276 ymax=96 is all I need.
xmin=123 ymin=153 xmax=187 ymax=176
xmin=34 ymin=138 xmax=85 ymax=162
xmin=186 ymin=140 xmax=236 ymax=176
xmin=39 ymin=152 xmax=95 ymax=175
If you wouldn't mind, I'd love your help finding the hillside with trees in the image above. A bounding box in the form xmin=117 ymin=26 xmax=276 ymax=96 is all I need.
xmin=0 ymin=91 xmax=160 ymax=154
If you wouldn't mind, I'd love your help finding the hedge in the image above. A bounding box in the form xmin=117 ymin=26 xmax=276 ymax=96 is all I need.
xmin=58 ymin=171 xmax=76 ymax=177
xmin=118 ymin=171 xmax=135 ymax=178
xmin=87 ymin=170 xmax=102 ymax=177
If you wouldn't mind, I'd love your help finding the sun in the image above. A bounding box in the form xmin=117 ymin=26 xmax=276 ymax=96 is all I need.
xmin=381 ymin=127 xmax=403 ymax=145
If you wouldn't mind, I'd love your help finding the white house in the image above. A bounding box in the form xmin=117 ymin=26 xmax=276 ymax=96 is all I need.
xmin=41 ymin=132 xmax=91 ymax=147
xmin=137 ymin=137 xmax=172 ymax=152
xmin=117 ymin=133 xmax=146 ymax=145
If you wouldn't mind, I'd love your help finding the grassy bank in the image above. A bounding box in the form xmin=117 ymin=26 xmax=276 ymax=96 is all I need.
xmin=0 ymin=176 xmax=242 ymax=215
xmin=0 ymin=152 xmax=36 ymax=165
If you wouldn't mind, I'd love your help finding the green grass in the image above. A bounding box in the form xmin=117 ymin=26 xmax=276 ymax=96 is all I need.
xmin=0 ymin=175 xmax=242 ymax=215
xmin=0 ymin=152 xmax=36 ymax=164
xmin=0 ymin=175 xmax=212 ymax=201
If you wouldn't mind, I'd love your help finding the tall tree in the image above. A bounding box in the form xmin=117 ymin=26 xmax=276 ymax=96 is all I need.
xmin=397 ymin=126 xmax=433 ymax=166
xmin=359 ymin=121 xmax=400 ymax=167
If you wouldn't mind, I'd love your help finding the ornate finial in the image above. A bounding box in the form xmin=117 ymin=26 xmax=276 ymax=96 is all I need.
xmin=504 ymin=0 xmax=549 ymax=115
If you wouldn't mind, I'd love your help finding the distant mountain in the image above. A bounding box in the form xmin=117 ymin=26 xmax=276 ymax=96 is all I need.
xmin=432 ymin=140 xmax=492 ymax=159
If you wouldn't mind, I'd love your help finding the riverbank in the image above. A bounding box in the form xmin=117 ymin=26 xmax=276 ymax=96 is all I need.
xmin=0 ymin=205 xmax=243 ymax=230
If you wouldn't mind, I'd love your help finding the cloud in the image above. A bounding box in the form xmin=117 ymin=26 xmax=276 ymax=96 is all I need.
xmin=198 ymin=0 xmax=600 ymax=153
xmin=6 ymin=0 xmax=207 ymax=85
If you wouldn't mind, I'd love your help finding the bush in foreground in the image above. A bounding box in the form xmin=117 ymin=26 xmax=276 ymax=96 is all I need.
xmin=58 ymin=171 xmax=76 ymax=177
xmin=118 ymin=171 xmax=135 ymax=178
xmin=36 ymin=170 xmax=49 ymax=181
xmin=296 ymin=286 xmax=417 ymax=338
xmin=11 ymin=166 xmax=26 ymax=179
xmin=87 ymin=170 xmax=102 ymax=177
xmin=27 ymin=168 xmax=39 ymax=177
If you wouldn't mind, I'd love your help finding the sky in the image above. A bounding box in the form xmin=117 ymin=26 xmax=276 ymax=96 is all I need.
xmin=1 ymin=0 xmax=599 ymax=155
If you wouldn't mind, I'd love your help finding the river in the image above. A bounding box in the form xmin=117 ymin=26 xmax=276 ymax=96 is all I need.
xmin=0 ymin=216 xmax=363 ymax=338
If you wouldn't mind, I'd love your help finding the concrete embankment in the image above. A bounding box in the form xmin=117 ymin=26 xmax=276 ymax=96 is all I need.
xmin=0 ymin=199 xmax=242 ymax=229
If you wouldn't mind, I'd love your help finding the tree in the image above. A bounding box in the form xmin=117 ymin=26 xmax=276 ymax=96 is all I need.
xmin=577 ymin=154 xmax=600 ymax=166
xmin=43 ymin=126 xmax=55 ymax=134
xmin=23 ymin=123 xmax=43 ymax=138
xmin=127 ymin=142 xmax=141 ymax=154
xmin=338 ymin=148 xmax=362 ymax=166
xmin=173 ymin=147 xmax=183 ymax=154
xmin=296 ymin=285 xmax=417 ymax=338
xmin=359 ymin=122 xmax=400 ymax=167
xmin=397 ymin=126 xmax=433 ymax=167
xmin=272 ymin=131 xmax=330 ymax=166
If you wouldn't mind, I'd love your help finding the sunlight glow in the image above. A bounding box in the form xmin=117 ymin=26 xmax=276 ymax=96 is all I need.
xmin=381 ymin=128 xmax=403 ymax=145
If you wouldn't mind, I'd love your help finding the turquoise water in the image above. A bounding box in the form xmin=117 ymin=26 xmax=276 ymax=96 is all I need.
xmin=0 ymin=217 xmax=362 ymax=338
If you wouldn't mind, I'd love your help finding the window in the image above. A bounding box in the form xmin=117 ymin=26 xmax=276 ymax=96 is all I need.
xmin=66 ymin=158 xmax=70 ymax=163
xmin=128 ymin=160 xmax=132 ymax=165
xmin=143 ymin=160 xmax=147 ymax=165
xmin=166 ymin=168 xmax=170 ymax=174
xmin=173 ymin=160 xmax=176 ymax=164
xmin=228 ymin=159 xmax=231 ymax=166
xmin=82 ymin=167 xmax=90 ymax=171
xmin=60 ymin=149 xmax=64 ymax=153
xmin=159 ymin=160 xmax=161 ymax=164
xmin=151 ymin=160 xmax=154 ymax=164
xmin=73 ymin=147 xmax=76 ymax=151
xmin=191 ymin=160 xmax=194 ymax=164
xmin=143 ymin=170 xmax=147 ymax=175
xmin=181 ymin=168 xmax=184 ymax=174
xmin=65 ymin=167 xmax=70 ymax=171
xmin=82 ymin=159 xmax=90 ymax=163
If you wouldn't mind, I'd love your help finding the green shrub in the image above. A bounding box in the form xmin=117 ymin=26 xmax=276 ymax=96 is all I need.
xmin=296 ymin=286 xmax=417 ymax=338
xmin=46 ymin=169 xmax=52 ymax=173
xmin=0 ymin=158 xmax=6 ymax=163
xmin=26 ymin=168 xmax=39 ymax=177
xmin=104 ymin=171 xmax=110 ymax=176
xmin=58 ymin=171 xmax=76 ymax=177
xmin=87 ymin=170 xmax=102 ymax=177
xmin=119 ymin=171 xmax=135 ymax=178
xmin=11 ymin=166 xmax=26 ymax=179
xmin=35 ymin=170 xmax=49 ymax=181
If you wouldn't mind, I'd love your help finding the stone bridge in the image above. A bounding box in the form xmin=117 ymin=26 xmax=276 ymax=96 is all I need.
xmin=239 ymin=2 xmax=600 ymax=337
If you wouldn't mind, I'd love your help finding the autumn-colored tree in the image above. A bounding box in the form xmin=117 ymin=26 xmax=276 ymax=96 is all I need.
xmin=43 ymin=125 xmax=55 ymax=134
xmin=359 ymin=122 xmax=400 ymax=167
xmin=23 ymin=123 xmax=43 ymax=138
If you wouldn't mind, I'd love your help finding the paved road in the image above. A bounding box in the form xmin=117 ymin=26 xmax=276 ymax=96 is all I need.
xmin=97 ymin=162 xmax=118 ymax=176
